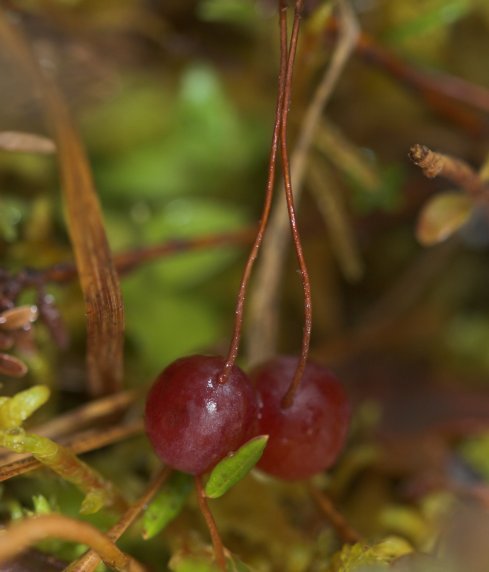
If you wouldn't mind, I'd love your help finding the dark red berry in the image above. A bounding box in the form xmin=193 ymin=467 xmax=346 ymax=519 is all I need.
xmin=252 ymin=356 xmax=350 ymax=480
xmin=145 ymin=355 xmax=257 ymax=475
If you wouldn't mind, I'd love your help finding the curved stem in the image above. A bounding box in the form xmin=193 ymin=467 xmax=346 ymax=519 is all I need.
xmin=194 ymin=476 xmax=226 ymax=572
xmin=0 ymin=514 xmax=144 ymax=572
xmin=219 ymin=1 xmax=289 ymax=383
xmin=279 ymin=0 xmax=312 ymax=409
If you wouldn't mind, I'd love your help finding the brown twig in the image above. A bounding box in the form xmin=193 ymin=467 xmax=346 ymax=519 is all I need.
xmin=217 ymin=1 xmax=288 ymax=384
xmin=30 ymin=390 xmax=138 ymax=441
xmin=307 ymin=482 xmax=361 ymax=544
xmin=0 ymin=419 xmax=144 ymax=482
xmin=194 ymin=476 xmax=226 ymax=572
xmin=0 ymin=229 xmax=254 ymax=295
xmin=247 ymin=0 xmax=359 ymax=366
xmin=409 ymin=144 xmax=489 ymax=202
xmin=325 ymin=18 xmax=489 ymax=135
xmin=67 ymin=467 xmax=171 ymax=572
xmin=0 ymin=515 xmax=145 ymax=572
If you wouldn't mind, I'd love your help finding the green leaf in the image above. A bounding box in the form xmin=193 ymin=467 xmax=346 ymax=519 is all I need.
xmin=142 ymin=472 xmax=193 ymax=539
xmin=416 ymin=191 xmax=472 ymax=246
xmin=205 ymin=435 xmax=268 ymax=499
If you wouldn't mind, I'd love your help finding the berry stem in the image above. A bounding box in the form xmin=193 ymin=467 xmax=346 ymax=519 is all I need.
xmin=194 ymin=475 xmax=227 ymax=572
xmin=307 ymin=482 xmax=361 ymax=544
xmin=219 ymin=0 xmax=289 ymax=384
xmin=279 ymin=0 xmax=313 ymax=409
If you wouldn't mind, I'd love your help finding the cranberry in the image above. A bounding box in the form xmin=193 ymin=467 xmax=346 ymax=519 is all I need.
xmin=145 ymin=355 xmax=257 ymax=475
xmin=252 ymin=356 xmax=350 ymax=480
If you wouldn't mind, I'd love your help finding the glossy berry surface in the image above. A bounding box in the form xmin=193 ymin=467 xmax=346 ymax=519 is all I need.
xmin=145 ymin=354 xmax=257 ymax=475
xmin=252 ymin=356 xmax=350 ymax=480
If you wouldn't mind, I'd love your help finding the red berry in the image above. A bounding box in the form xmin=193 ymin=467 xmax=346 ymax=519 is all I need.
xmin=145 ymin=355 xmax=257 ymax=475
xmin=252 ymin=356 xmax=350 ymax=480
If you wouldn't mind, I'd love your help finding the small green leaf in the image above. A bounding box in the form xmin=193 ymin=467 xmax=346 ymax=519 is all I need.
xmin=205 ymin=435 xmax=268 ymax=499
xmin=416 ymin=191 xmax=472 ymax=246
xmin=142 ymin=471 xmax=193 ymax=539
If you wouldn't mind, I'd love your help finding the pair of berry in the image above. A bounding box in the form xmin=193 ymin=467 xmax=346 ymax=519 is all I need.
xmin=145 ymin=354 xmax=350 ymax=480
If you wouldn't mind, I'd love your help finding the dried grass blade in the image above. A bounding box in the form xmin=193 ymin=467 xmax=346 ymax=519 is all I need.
xmin=0 ymin=12 xmax=125 ymax=396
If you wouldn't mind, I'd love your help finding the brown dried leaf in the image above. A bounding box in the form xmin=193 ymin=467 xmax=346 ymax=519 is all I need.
xmin=0 ymin=130 xmax=55 ymax=154
xmin=0 ymin=13 xmax=125 ymax=396
xmin=0 ymin=353 xmax=28 ymax=378
xmin=416 ymin=191 xmax=473 ymax=246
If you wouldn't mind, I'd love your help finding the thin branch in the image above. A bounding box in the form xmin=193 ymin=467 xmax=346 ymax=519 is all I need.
xmin=0 ymin=515 xmax=145 ymax=572
xmin=307 ymin=482 xmax=361 ymax=544
xmin=0 ymin=419 xmax=144 ymax=482
xmin=194 ymin=476 xmax=226 ymax=572
xmin=0 ymin=229 xmax=253 ymax=294
xmin=67 ymin=467 xmax=171 ymax=572
xmin=409 ymin=144 xmax=489 ymax=202
xmin=325 ymin=18 xmax=489 ymax=133
xmin=247 ymin=0 xmax=359 ymax=365
xmin=30 ymin=390 xmax=138 ymax=441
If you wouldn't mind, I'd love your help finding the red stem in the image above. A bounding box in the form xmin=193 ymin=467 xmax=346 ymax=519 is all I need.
xmin=194 ymin=476 xmax=226 ymax=572
xmin=219 ymin=0 xmax=289 ymax=383
xmin=280 ymin=0 xmax=312 ymax=409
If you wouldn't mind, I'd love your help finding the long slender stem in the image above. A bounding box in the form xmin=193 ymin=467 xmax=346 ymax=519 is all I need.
xmin=279 ymin=0 xmax=313 ymax=409
xmin=194 ymin=476 xmax=227 ymax=572
xmin=246 ymin=0 xmax=359 ymax=367
xmin=218 ymin=1 xmax=289 ymax=383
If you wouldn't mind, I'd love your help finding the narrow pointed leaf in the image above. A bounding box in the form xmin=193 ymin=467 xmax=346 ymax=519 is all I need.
xmin=416 ymin=191 xmax=473 ymax=246
xmin=0 ymin=13 xmax=125 ymax=396
xmin=205 ymin=435 xmax=268 ymax=499
xmin=142 ymin=471 xmax=193 ymax=539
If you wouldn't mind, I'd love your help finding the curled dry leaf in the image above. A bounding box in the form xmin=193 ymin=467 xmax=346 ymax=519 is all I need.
xmin=0 ymin=306 xmax=38 ymax=331
xmin=0 ymin=130 xmax=56 ymax=154
xmin=0 ymin=353 xmax=28 ymax=378
xmin=416 ymin=191 xmax=473 ymax=246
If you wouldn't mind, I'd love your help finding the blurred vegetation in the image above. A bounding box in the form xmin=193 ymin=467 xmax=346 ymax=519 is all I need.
xmin=1 ymin=0 xmax=489 ymax=570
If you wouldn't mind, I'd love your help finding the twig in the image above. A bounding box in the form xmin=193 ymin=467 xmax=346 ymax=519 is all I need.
xmin=0 ymin=429 xmax=128 ymax=514
xmin=325 ymin=18 xmax=489 ymax=134
xmin=67 ymin=467 xmax=171 ymax=572
xmin=28 ymin=390 xmax=139 ymax=441
xmin=0 ymin=229 xmax=253 ymax=293
xmin=194 ymin=476 xmax=226 ymax=572
xmin=409 ymin=144 xmax=489 ymax=202
xmin=0 ymin=419 xmax=144 ymax=482
xmin=0 ymin=515 xmax=145 ymax=572
xmin=307 ymin=482 xmax=361 ymax=544
xmin=247 ymin=0 xmax=359 ymax=365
